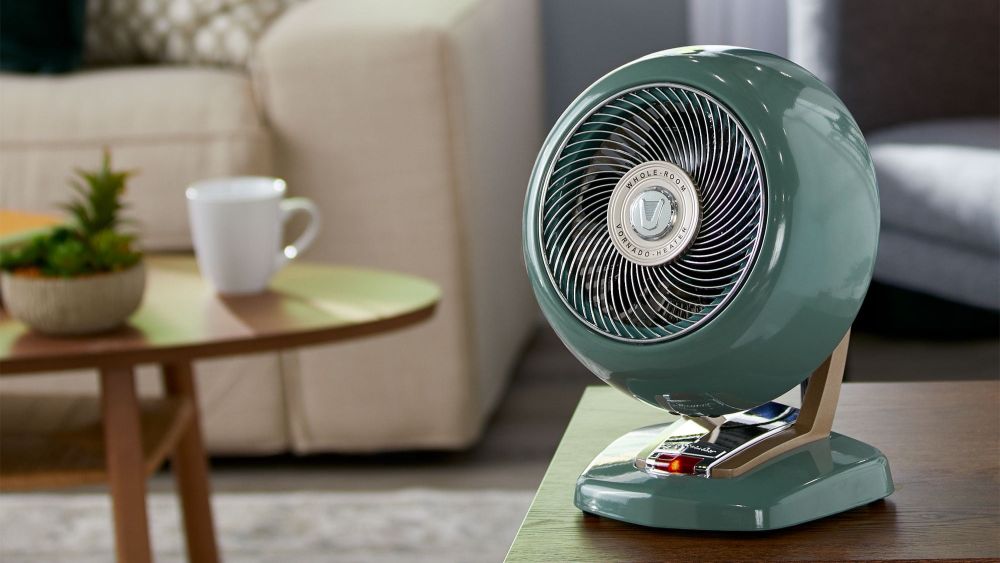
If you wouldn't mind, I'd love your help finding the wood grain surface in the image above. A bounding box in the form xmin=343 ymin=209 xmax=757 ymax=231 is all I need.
xmin=0 ymin=255 xmax=440 ymax=374
xmin=506 ymin=381 xmax=1000 ymax=561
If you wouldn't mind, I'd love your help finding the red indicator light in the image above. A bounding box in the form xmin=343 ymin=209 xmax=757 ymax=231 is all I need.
xmin=650 ymin=453 xmax=677 ymax=471
xmin=649 ymin=453 xmax=700 ymax=474
xmin=666 ymin=455 xmax=700 ymax=474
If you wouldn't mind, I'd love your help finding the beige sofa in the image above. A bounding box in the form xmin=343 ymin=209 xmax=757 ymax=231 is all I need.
xmin=0 ymin=0 xmax=542 ymax=454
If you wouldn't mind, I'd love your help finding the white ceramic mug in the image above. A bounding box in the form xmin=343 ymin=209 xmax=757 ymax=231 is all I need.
xmin=185 ymin=177 xmax=320 ymax=295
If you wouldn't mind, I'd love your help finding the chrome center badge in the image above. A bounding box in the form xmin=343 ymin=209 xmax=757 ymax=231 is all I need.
xmin=629 ymin=188 xmax=676 ymax=240
xmin=607 ymin=161 xmax=701 ymax=266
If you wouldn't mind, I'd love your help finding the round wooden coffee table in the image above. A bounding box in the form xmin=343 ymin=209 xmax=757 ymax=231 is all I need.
xmin=0 ymin=255 xmax=439 ymax=563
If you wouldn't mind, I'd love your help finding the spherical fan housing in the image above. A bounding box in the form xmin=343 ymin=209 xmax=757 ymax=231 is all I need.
xmin=523 ymin=46 xmax=880 ymax=416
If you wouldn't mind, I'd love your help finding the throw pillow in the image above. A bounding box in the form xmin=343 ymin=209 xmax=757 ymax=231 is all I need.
xmin=85 ymin=0 xmax=301 ymax=68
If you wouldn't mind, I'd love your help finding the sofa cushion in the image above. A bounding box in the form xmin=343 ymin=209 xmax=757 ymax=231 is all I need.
xmin=0 ymin=66 xmax=272 ymax=249
xmin=870 ymin=118 xmax=999 ymax=254
xmin=868 ymin=117 xmax=1000 ymax=308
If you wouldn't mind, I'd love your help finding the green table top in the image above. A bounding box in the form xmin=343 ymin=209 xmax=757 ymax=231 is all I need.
xmin=1 ymin=255 xmax=440 ymax=374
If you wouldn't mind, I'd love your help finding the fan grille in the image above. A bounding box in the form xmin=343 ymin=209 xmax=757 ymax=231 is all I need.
xmin=538 ymin=84 xmax=766 ymax=342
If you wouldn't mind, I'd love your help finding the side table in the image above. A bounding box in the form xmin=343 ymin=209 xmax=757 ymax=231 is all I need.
xmin=0 ymin=255 xmax=440 ymax=563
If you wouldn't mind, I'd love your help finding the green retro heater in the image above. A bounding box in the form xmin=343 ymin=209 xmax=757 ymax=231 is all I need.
xmin=523 ymin=46 xmax=893 ymax=531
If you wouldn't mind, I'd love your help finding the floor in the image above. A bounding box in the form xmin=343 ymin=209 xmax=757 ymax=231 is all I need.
xmin=150 ymin=325 xmax=999 ymax=494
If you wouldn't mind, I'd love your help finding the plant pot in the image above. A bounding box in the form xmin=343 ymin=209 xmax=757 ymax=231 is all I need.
xmin=1 ymin=262 xmax=146 ymax=335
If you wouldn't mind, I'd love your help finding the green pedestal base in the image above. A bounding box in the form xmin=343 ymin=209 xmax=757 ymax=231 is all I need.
xmin=575 ymin=426 xmax=894 ymax=531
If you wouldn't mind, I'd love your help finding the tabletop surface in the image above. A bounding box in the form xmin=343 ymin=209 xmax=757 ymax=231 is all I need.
xmin=0 ymin=255 xmax=439 ymax=374
xmin=506 ymin=381 xmax=1000 ymax=561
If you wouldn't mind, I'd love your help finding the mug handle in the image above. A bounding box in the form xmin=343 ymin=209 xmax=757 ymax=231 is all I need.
xmin=276 ymin=197 xmax=321 ymax=271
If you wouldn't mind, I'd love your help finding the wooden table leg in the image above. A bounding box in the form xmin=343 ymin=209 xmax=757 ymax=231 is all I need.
xmin=100 ymin=366 xmax=153 ymax=563
xmin=162 ymin=361 xmax=220 ymax=563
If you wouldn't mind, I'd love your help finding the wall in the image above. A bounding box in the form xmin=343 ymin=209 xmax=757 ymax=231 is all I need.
xmin=688 ymin=0 xmax=788 ymax=58
xmin=540 ymin=0 xmax=688 ymax=126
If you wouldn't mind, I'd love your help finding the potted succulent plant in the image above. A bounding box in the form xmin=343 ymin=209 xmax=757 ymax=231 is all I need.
xmin=0 ymin=150 xmax=145 ymax=335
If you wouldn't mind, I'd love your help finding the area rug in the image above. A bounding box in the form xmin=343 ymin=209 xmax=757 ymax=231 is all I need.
xmin=0 ymin=489 xmax=534 ymax=562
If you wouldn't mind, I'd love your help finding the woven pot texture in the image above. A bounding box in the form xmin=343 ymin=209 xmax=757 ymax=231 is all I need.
xmin=1 ymin=262 xmax=145 ymax=335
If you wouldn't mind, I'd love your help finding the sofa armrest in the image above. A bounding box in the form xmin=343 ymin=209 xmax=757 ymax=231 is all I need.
xmin=251 ymin=0 xmax=542 ymax=451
